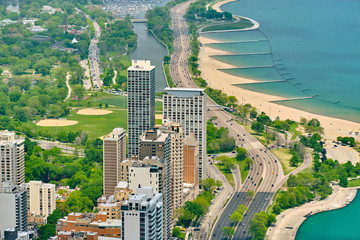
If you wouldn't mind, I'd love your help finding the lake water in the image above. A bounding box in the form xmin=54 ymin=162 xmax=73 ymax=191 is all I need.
xmin=202 ymin=0 xmax=360 ymax=123
xmin=296 ymin=190 xmax=360 ymax=240
xmin=130 ymin=23 xmax=168 ymax=92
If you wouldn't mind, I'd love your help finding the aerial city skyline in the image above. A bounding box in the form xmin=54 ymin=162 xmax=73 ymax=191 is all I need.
xmin=0 ymin=0 xmax=359 ymax=240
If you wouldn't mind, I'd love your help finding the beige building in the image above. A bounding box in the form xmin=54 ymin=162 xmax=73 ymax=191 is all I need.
xmin=139 ymin=130 xmax=168 ymax=160
xmin=96 ymin=182 xmax=132 ymax=220
xmin=183 ymin=134 xmax=199 ymax=198
xmin=103 ymin=128 xmax=126 ymax=196
xmin=119 ymin=159 xmax=136 ymax=182
xmin=97 ymin=195 xmax=122 ymax=220
xmin=114 ymin=181 xmax=132 ymax=202
xmin=158 ymin=121 xmax=184 ymax=213
xmin=0 ymin=131 xmax=25 ymax=185
xmin=22 ymin=181 xmax=56 ymax=218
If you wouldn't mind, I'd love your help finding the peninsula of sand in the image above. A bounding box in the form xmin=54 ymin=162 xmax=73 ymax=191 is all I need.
xmin=200 ymin=0 xmax=360 ymax=141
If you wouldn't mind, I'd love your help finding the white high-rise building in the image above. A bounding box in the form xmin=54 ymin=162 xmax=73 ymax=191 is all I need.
xmin=163 ymin=88 xmax=207 ymax=179
xmin=128 ymin=155 xmax=172 ymax=240
xmin=121 ymin=187 xmax=162 ymax=240
xmin=21 ymin=181 xmax=56 ymax=218
xmin=127 ymin=60 xmax=155 ymax=158
xmin=103 ymin=128 xmax=126 ymax=196
xmin=0 ymin=131 xmax=25 ymax=185
xmin=0 ymin=181 xmax=28 ymax=238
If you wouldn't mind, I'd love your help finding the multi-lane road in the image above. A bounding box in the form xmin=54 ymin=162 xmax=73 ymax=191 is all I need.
xmin=89 ymin=20 xmax=103 ymax=88
xmin=169 ymin=1 xmax=288 ymax=239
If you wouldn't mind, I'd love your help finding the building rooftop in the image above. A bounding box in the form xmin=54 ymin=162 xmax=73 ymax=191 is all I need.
xmin=104 ymin=128 xmax=126 ymax=140
xmin=0 ymin=130 xmax=24 ymax=145
xmin=123 ymin=187 xmax=162 ymax=207
xmin=116 ymin=181 xmax=128 ymax=189
xmin=165 ymin=87 xmax=205 ymax=97
xmin=184 ymin=133 xmax=198 ymax=146
xmin=128 ymin=60 xmax=155 ymax=71
xmin=0 ymin=181 xmax=26 ymax=193
xmin=140 ymin=129 xmax=169 ymax=142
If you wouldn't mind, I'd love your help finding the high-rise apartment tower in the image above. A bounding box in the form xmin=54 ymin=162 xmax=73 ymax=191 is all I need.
xmin=22 ymin=181 xmax=56 ymax=218
xmin=127 ymin=60 xmax=155 ymax=158
xmin=139 ymin=131 xmax=172 ymax=239
xmin=0 ymin=181 xmax=27 ymax=237
xmin=121 ymin=187 xmax=162 ymax=240
xmin=157 ymin=121 xmax=184 ymax=213
xmin=103 ymin=128 xmax=126 ymax=196
xmin=163 ymin=88 xmax=207 ymax=179
xmin=0 ymin=131 xmax=25 ymax=185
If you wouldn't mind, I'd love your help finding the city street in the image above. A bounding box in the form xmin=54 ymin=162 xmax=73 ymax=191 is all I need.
xmin=89 ymin=20 xmax=103 ymax=88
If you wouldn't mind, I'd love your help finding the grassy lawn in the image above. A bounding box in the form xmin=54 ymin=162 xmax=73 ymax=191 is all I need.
xmin=289 ymin=122 xmax=301 ymax=140
xmin=96 ymin=96 xmax=127 ymax=108
xmin=271 ymin=148 xmax=296 ymax=175
xmin=89 ymin=95 xmax=163 ymax=113
xmin=164 ymin=63 xmax=176 ymax=87
xmin=238 ymin=158 xmax=252 ymax=183
xmin=215 ymin=162 xmax=235 ymax=188
xmin=201 ymin=18 xmax=253 ymax=32
xmin=348 ymin=178 xmax=360 ymax=187
xmin=32 ymin=107 xmax=127 ymax=139
xmin=155 ymin=101 xmax=163 ymax=113
xmin=243 ymin=125 xmax=268 ymax=145
xmin=37 ymin=92 xmax=163 ymax=140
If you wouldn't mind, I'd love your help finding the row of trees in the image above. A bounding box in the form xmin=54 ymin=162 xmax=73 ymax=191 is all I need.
xmin=207 ymin=121 xmax=236 ymax=153
xmin=176 ymin=191 xmax=215 ymax=227
xmin=249 ymin=212 xmax=276 ymax=240
xmin=222 ymin=205 xmax=248 ymax=238
xmin=176 ymin=178 xmax=222 ymax=228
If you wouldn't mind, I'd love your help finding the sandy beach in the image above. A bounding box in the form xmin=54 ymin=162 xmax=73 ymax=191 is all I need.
xmin=199 ymin=34 xmax=360 ymax=142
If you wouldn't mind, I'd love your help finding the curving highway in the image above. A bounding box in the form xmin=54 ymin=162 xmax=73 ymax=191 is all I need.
xmin=168 ymin=1 xmax=294 ymax=239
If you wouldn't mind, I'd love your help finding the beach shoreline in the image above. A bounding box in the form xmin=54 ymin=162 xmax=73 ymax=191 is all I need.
xmin=199 ymin=0 xmax=360 ymax=141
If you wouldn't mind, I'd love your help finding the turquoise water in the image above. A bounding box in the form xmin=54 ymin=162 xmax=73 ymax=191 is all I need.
xmin=202 ymin=0 xmax=360 ymax=123
xmin=205 ymin=40 xmax=270 ymax=54
xmin=296 ymin=190 xmax=360 ymax=240
xmin=236 ymin=82 xmax=307 ymax=99
xmin=221 ymin=67 xmax=281 ymax=82
xmin=212 ymin=53 xmax=273 ymax=68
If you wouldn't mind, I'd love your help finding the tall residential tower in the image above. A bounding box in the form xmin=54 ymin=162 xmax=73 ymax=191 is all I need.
xmin=0 ymin=131 xmax=25 ymax=185
xmin=163 ymin=88 xmax=207 ymax=179
xmin=103 ymin=128 xmax=126 ymax=196
xmin=0 ymin=181 xmax=28 ymax=237
xmin=121 ymin=187 xmax=162 ymax=240
xmin=127 ymin=60 xmax=155 ymax=158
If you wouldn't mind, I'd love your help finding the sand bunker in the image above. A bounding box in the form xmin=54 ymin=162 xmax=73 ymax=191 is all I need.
xmin=77 ymin=108 xmax=113 ymax=115
xmin=36 ymin=119 xmax=78 ymax=127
